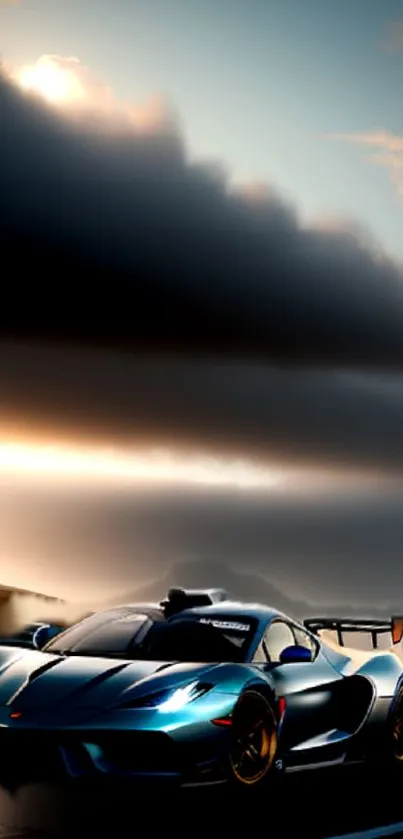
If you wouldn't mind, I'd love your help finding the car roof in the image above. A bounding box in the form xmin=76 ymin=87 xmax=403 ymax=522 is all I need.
xmin=118 ymin=600 xmax=288 ymax=622
xmin=108 ymin=600 xmax=293 ymax=625
xmin=178 ymin=601 xmax=288 ymax=622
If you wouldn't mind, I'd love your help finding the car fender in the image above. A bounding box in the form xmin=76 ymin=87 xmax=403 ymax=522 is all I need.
xmin=207 ymin=662 xmax=277 ymax=705
xmin=353 ymin=652 xmax=403 ymax=698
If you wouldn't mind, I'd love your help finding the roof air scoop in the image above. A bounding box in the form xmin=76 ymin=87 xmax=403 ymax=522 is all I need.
xmin=160 ymin=587 xmax=228 ymax=617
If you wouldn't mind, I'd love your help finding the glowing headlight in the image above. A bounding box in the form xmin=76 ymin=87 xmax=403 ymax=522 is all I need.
xmin=156 ymin=681 xmax=210 ymax=712
xmin=122 ymin=681 xmax=212 ymax=712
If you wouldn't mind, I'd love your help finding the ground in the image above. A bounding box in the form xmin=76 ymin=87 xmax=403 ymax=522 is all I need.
xmin=0 ymin=765 xmax=403 ymax=838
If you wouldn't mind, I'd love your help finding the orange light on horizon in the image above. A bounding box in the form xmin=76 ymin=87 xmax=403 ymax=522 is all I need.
xmin=0 ymin=440 xmax=286 ymax=491
xmin=0 ymin=438 xmax=397 ymax=495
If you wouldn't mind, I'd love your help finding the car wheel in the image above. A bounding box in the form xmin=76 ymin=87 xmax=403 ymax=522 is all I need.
xmin=391 ymin=685 xmax=403 ymax=764
xmin=227 ymin=689 xmax=278 ymax=791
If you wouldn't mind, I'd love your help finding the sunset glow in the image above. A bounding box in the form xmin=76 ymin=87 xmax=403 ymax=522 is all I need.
xmin=0 ymin=441 xmax=284 ymax=490
xmin=0 ymin=439 xmax=396 ymax=496
xmin=16 ymin=57 xmax=85 ymax=104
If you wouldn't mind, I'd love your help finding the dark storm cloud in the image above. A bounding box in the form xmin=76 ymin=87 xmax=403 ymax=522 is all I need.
xmin=3 ymin=342 xmax=403 ymax=474
xmin=1 ymin=69 xmax=403 ymax=368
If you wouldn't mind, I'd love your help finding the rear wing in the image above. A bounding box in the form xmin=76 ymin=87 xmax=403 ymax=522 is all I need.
xmin=303 ymin=616 xmax=403 ymax=649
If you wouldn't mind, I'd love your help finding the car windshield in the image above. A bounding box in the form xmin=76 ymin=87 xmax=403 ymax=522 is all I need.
xmin=45 ymin=610 xmax=256 ymax=663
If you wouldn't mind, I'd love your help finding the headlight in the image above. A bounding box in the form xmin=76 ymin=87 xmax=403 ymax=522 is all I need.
xmin=122 ymin=681 xmax=213 ymax=712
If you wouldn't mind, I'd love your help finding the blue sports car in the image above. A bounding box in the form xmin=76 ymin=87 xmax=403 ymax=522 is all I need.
xmin=0 ymin=587 xmax=402 ymax=792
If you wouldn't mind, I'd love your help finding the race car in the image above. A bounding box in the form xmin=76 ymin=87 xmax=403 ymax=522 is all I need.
xmin=0 ymin=586 xmax=402 ymax=792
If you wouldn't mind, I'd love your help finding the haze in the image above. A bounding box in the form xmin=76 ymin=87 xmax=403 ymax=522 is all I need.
xmin=1 ymin=1 xmax=403 ymax=612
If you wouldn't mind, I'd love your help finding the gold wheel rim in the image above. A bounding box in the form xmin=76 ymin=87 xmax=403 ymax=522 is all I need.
xmin=393 ymin=692 xmax=403 ymax=761
xmin=230 ymin=695 xmax=277 ymax=786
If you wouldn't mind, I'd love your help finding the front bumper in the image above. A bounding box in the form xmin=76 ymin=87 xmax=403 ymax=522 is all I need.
xmin=0 ymin=693 xmax=236 ymax=786
xmin=0 ymin=729 xmax=185 ymax=785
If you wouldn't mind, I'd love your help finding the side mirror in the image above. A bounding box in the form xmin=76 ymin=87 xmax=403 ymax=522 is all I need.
xmin=0 ymin=623 xmax=64 ymax=651
xmin=279 ymin=644 xmax=312 ymax=664
xmin=32 ymin=624 xmax=55 ymax=650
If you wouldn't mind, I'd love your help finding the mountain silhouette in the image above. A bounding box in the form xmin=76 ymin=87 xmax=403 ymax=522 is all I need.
xmin=109 ymin=560 xmax=399 ymax=621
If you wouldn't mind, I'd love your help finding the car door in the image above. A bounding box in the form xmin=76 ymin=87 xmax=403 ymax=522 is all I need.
xmin=257 ymin=618 xmax=345 ymax=760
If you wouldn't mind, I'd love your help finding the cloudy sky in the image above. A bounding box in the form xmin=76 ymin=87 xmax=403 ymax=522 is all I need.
xmin=1 ymin=1 xmax=403 ymax=609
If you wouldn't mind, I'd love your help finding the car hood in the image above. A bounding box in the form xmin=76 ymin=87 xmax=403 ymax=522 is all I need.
xmin=0 ymin=647 xmax=217 ymax=716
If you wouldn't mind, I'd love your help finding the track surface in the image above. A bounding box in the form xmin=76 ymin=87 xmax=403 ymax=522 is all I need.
xmin=0 ymin=765 xmax=402 ymax=838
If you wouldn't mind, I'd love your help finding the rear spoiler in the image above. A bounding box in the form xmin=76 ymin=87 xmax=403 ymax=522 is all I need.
xmin=303 ymin=616 xmax=403 ymax=649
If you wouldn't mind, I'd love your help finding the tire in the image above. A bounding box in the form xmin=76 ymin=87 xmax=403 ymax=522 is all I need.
xmin=390 ymin=685 xmax=403 ymax=765
xmin=227 ymin=689 xmax=278 ymax=792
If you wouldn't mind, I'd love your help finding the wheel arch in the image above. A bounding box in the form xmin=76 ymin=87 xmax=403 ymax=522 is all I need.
xmin=239 ymin=678 xmax=279 ymax=719
xmin=389 ymin=673 xmax=403 ymax=716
